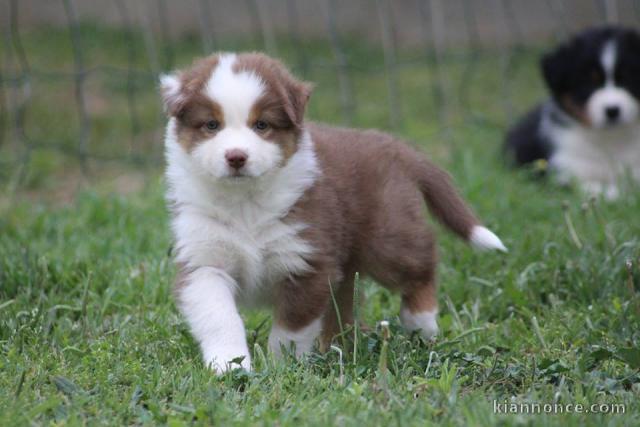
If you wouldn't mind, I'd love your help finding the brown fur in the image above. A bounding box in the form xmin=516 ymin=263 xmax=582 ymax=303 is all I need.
xmin=236 ymin=53 xmax=312 ymax=162
xmin=167 ymin=53 xmax=485 ymax=349
xmin=160 ymin=56 xmax=224 ymax=152
xmin=561 ymin=95 xmax=591 ymax=126
xmin=162 ymin=55 xmax=220 ymax=117
xmin=273 ymin=123 xmax=479 ymax=345
xmin=175 ymin=96 xmax=225 ymax=151
xmin=248 ymin=96 xmax=299 ymax=162
xmin=233 ymin=53 xmax=312 ymax=130
xmin=164 ymin=53 xmax=311 ymax=160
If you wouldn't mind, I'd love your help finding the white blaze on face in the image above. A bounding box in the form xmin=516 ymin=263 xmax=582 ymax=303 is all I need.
xmin=587 ymin=40 xmax=639 ymax=128
xmin=191 ymin=53 xmax=284 ymax=178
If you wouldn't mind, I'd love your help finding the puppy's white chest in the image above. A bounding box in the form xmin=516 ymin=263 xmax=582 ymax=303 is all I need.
xmin=173 ymin=210 xmax=312 ymax=304
xmin=167 ymin=128 xmax=320 ymax=303
xmin=236 ymin=218 xmax=313 ymax=298
xmin=550 ymin=125 xmax=640 ymax=184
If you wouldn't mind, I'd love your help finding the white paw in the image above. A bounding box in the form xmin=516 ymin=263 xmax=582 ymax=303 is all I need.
xmin=400 ymin=307 xmax=439 ymax=340
xmin=268 ymin=318 xmax=322 ymax=358
xmin=203 ymin=347 xmax=251 ymax=373
xmin=582 ymin=181 xmax=620 ymax=200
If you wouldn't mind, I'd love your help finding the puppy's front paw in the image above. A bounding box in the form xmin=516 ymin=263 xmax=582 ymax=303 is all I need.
xmin=203 ymin=347 xmax=251 ymax=373
xmin=582 ymin=181 xmax=620 ymax=200
xmin=400 ymin=307 xmax=439 ymax=340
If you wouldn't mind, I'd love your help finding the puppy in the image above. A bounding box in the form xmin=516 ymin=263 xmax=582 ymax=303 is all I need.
xmin=505 ymin=27 xmax=640 ymax=199
xmin=161 ymin=52 xmax=506 ymax=373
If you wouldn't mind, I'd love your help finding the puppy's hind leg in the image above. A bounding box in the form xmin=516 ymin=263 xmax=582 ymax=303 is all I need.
xmin=363 ymin=228 xmax=440 ymax=340
xmin=366 ymin=229 xmax=440 ymax=340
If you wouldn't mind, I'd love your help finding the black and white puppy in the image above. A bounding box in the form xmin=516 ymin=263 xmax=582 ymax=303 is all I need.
xmin=505 ymin=27 xmax=640 ymax=199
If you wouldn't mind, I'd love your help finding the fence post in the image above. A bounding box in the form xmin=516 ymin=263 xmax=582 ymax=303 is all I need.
xmin=62 ymin=0 xmax=90 ymax=174
xmin=376 ymin=0 xmax=402 ymax=131
xmin=197 ymin=0 xmax=217 ymax=54
xmin=324 ymin=0 xmax=356 ymax=125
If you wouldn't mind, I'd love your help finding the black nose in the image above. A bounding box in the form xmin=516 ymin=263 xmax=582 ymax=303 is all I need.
xmin=605 ymin=106 xmax=620 ymax=121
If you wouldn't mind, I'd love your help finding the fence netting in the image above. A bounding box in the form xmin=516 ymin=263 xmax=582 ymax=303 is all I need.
xmin=1 ymin=0 xmax=638 ymax=188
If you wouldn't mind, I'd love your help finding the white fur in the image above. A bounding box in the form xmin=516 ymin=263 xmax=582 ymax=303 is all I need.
xmin=601 ymin=40 xmax=617 ymax=76
xmin=268 ymin=317 xmax=323 ymax=357
xmin=546 ymin=119 xmax=640 ymax=198
xmin=587 ymin=86 xmax=639 ymax=129
xmin=181 ymin=53 xmax=284 ymax=179
xmin=400 ymin=307 xmax=438 ymax=340
xmin=165 ymin=52 xmax=322 ymax=372
xmin=178 ymin=267 xmax=251 ymax=373
xmin=166 ymin=128 xmax=319 ymax=298
xmin=167 ymin=113 xmax=319 ymax=371
xmin=539 ymin=37 xmax=640 ymax=198
xmin=470 ymin=226 xmax=508 ymax=252
xmin=159 ymin=74 xmax=183 ymax=112
xmin=587 ymin=41 xmax=639 ymax=128
xmin=205 ymin=54 xmax=264 ymax=125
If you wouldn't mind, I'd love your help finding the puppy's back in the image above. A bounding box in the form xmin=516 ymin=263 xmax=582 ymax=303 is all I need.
xmin=504 ymin=105 xmax=553 ymax=166
xmin=306 ymin=122 xmax=505 ymax=251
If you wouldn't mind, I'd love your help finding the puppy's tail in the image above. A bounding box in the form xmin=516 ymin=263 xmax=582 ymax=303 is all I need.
xmin=410 ymin=157 xmax=507 ymax=252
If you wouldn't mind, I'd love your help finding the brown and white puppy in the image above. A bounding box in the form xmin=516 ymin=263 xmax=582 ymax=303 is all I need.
xmin=161 ymin=52 xmax=506 ymax=373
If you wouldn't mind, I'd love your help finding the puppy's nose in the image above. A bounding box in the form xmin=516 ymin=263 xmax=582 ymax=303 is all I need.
xmin=225 ymin=149 xmax=248 ymax=170
xmin=605 ymin=106 xmax=620 ymax=121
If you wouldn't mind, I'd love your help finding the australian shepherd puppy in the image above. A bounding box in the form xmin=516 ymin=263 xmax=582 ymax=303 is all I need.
xmin=161 ymin=52 xmax=506 ymax=373
xmin=505 ymin=27 xmax=640 ymax=199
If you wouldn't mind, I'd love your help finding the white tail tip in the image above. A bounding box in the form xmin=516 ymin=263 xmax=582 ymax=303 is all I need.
xmin=470 ymin=226 xmax=508 ymax=252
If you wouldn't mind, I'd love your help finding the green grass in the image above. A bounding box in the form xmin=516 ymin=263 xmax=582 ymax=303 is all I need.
xmin=1 ymin=27 xmax=640 ymax=426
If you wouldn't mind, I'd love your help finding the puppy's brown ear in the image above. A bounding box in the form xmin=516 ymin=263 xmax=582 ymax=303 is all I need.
xmin=284 ymin=78 xmax=314 ymax=129
xmin=160 ymin=73 xmax=185 ymax=117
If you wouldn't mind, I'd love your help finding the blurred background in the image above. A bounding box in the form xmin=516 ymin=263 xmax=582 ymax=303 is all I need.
xmin=1 ymin=0 xmax=639 ymax=199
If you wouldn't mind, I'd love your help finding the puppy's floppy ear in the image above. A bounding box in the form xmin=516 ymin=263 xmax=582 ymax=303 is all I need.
xmin=284 ymin=79 xmax=314 ymax=128
xmin=623 ymin=28 xmax=640 ymax=56
xmin=160 ymin=73 xmax=184 ymax=117
xmin=541 ymin=44 xmax=574 ymax=98
xmin=289 ymin=81 xmax=313 ymax=127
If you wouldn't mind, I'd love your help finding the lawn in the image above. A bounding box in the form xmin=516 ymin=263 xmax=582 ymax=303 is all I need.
xmin=1 ymin=27 xmax=639 ymax=426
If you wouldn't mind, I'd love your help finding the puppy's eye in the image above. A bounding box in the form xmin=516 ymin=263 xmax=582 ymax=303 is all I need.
xmin=204 ymin=120 xmax=220 ymax=131
xmin=254 ymin=120 xmax=269 ymax=132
